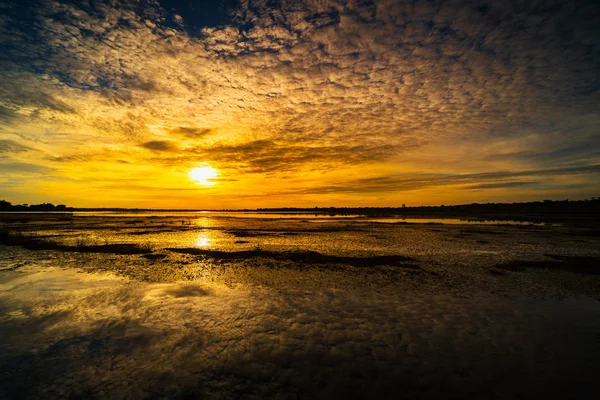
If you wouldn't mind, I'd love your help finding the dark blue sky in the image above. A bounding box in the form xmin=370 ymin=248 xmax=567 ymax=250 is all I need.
xmin=159 ymin=0 xmax=239 ymax=30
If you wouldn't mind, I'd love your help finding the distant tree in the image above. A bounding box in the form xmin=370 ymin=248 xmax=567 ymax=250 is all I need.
xmin=0 ymin=200 xmax=12 ymax=211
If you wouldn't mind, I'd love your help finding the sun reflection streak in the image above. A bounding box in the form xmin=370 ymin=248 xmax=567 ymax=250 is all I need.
xmin=194 ymin=217 xmax=214 ymax=227
xmin=195 ymin=235 xmax=210 ymax=247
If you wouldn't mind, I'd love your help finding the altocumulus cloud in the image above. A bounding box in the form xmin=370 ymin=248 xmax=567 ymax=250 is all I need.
xmin=0 ymin=0 xmax=599 ymax=205
xmin=140 ymin=140 xmax=178 ymax=152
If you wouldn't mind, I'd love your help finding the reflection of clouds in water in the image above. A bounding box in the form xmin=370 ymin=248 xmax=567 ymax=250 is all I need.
xmin=1 ymin=266 xmax=599 ymax=398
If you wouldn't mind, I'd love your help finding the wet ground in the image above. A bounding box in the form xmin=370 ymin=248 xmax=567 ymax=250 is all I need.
xmin=1 ymin=213 xmax=599 ymax=398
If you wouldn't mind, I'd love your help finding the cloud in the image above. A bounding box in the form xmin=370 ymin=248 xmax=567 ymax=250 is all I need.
xmin=168 ymin=127 xmax=213 ymax=139
xmin=46 ymin=154 xmax=97 ymax=163
xmin=0 ymin=140 xmax=31 ymax=154
xmin=152 ymin=140 xmax=399 ymax=173
xmin=140 ymin=141 xmax=177 ymax=152
xmin=291 ymin=165 xmax=600 ymax=195
xmin=463 ymin=181 xmax=539 ymax=190
xmin=0 ymin=105 xmax=17 ymax=121
xmin=0 ymin=162 xmax=53 ymax=175
xmin=0 ymin=0 xmax=599 ymax=205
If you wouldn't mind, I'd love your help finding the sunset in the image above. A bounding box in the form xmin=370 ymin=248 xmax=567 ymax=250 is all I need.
xmin=1 ymin=0 xmax=598 ymax=208
xmin=189 ymin=166 xmax=218 ymax=185
xmin=1 ymin=1 xmax=599 ymax=399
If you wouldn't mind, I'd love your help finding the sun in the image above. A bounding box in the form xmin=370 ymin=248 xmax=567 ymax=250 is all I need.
xmin=189 ymin=166 xmax=217 ymax=185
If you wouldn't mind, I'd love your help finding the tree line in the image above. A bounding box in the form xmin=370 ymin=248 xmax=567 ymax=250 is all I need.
xmin=0 ymin=200 xmax=68 ymax=211
xmin=2 ymin=198 xmax=599 ymax=214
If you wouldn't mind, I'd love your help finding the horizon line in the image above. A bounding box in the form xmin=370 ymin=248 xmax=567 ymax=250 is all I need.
xmin=2 ymin=197 xmax=599 ymax=212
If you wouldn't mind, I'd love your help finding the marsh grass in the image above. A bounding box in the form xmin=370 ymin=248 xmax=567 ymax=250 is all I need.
xmin=139 ymin=241 xmax=153 ymax=252
xmin=75 ymin=236 xmax=92 ymax=247
xmin=252 ymin=243 xmax=263 ymax=253
xmin=0 ymin=229 xmax=57 ymax=250
xmin=0 ymin=229 xmax=153 ymax=255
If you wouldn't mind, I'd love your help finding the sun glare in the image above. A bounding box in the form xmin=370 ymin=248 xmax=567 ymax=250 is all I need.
xmin=195 ymin=235 xmax=210 ymax=247
xmin=189 ymin=166 xmax=218 ymax=185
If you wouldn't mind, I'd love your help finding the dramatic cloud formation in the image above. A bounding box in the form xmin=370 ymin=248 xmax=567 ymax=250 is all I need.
xmin=0 ymin=0 xmax=599 ymax=207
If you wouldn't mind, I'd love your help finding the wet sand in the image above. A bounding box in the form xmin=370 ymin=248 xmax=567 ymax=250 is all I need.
xmin=1 ymin=214 xmax=599 ymax=398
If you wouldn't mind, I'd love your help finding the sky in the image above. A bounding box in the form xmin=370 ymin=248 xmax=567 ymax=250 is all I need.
xmin=0 ymin=0 xmax=599 ymax=209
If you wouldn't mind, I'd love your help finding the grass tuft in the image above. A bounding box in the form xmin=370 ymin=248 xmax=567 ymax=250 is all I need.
xmin=140 ymin=241 xmax=153 ymax=252
xmin=75 ymin=236 xmax=92 ymax=247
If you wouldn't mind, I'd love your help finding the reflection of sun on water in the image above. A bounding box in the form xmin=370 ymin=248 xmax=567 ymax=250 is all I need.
xmin=189 ymin=166 xmax=217 ymax=185
xmin=194 ymin=217 xmax=214 ymax=227
xmin=195 ymin=235 xmax=210 ymax=247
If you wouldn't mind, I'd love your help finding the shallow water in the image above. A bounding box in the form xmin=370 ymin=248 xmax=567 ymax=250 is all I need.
xmin=4 ymin=210 xmax=550 ymax=224
xmin=1 ymin=213 xmax=599 ymax=398
xmin=1 ymin=265 xmax=599 ymax=399
xmin=11 ymin=214 xmax=594 ymax=263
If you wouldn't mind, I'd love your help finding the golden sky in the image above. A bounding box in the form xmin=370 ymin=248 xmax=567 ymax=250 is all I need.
xmin=1 ymin=0 xmax=599 ymax=208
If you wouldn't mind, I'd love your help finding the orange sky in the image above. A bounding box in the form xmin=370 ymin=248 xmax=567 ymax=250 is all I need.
xmin=1 ymin=0 xmax=599 ymax=208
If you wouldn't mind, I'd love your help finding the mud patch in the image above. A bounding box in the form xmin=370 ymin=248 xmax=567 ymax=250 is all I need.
xmin=165 ymin=248 xmax=418 ymax=268
xmin=0 ymin=232 xmax=151 ymax=255
xmin=495 ymin=255 xmax=600 ymax=274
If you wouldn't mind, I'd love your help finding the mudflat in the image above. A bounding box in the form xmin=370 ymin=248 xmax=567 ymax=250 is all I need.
xmin=1 ymin=213 xmax=599 ymax=398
